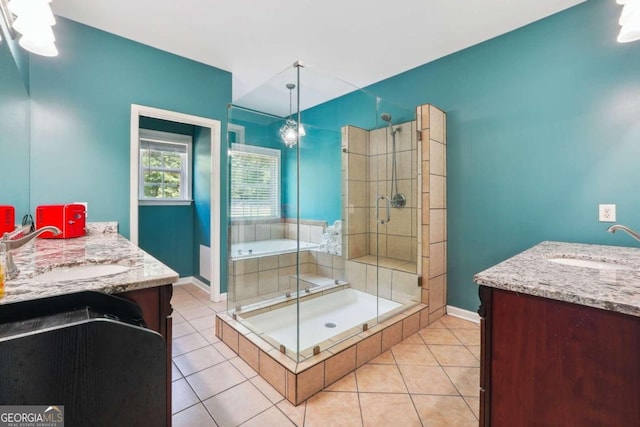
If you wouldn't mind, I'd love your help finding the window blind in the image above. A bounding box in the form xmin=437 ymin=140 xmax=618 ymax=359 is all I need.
xmin=230 ymin=144 xmax=280 ymax=218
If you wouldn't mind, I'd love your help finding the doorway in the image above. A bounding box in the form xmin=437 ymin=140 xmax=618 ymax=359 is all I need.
xmin=129 ymin=104 xmax=223 ymax=301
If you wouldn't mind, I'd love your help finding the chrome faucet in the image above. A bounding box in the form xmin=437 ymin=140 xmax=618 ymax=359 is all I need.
xmin=607 ymin=224 xmax=640 ymax=243
xmin=2 ymin=226 xmax=61 ymax=279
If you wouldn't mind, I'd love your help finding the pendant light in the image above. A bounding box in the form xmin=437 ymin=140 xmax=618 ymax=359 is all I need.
xmin=279 ymin=83 xmax=305 ymax=148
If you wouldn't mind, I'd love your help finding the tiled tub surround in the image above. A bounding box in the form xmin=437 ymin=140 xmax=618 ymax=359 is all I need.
xmin=230 ymin=218 xmax=326 ymax=244
xmin=474 ymin=241 xmax=640 ymax=317
xmin=228 ymin=249 xmax=344 ymax=308
xmin=216 ymin=302 xmax=430 ymax=405
xmin=1 ymin=232 xmax=178 ymax=304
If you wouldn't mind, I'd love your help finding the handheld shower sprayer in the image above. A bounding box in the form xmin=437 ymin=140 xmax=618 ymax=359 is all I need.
xmin=380 ymin=112 xmax=406 ymax=209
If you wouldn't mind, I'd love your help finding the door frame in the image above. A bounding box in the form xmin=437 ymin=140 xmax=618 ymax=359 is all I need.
xmin=129 ymin=104 xmax=223 ymax=301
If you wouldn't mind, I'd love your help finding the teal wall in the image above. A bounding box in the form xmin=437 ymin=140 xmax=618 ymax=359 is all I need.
xmin=28 ymin=17 xmax=230 ymax=238
xmin=302 ymin=0 xmax=640 ymax=311
xmin=138 ymin=119 xmax=196 ymax=278
xmin=26 ymin=17 xmax=231 ymax=285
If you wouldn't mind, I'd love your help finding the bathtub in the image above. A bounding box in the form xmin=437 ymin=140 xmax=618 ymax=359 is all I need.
xmin=231 ymin=238 xmax=319 ymax=259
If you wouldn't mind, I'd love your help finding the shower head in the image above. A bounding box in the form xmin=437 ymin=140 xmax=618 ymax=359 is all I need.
xmin=380 ymin=112 xmax=392 ymax=123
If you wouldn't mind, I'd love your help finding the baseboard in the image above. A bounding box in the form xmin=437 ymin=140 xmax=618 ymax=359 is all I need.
xmin=446 ymin=305 xmax=480 ymax=323
xmin=174 ymin=276 xmax=227 ymax=302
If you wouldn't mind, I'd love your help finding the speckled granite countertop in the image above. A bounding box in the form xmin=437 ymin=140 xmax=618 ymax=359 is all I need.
xmin=474 ymin=241 xmax=640 ymax=317
xmin=1 ymin=232 xmax=178 ymax=305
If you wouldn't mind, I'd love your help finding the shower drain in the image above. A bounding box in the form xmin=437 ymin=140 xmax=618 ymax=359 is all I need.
xmin=324 ymin=322 xmax=337 ymax=328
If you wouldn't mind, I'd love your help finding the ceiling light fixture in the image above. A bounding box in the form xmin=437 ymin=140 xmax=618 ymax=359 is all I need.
xmin=279 ymin=83 xmax=305 ymax=148
xmin=7 ymin=0 xmax=58 ymax=56
xmin=617 ymin=0 xmax=640 ymax=43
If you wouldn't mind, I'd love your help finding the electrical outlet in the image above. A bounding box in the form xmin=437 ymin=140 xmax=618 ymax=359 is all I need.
xmin=599 ymin=204 xmax=616 ymax=222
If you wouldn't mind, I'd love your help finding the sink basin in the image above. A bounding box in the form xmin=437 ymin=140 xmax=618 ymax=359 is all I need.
xmin=32 ymin=264 xmax=130 ymax=281
xmin=547 ymin=257 xmax=634 ymax=271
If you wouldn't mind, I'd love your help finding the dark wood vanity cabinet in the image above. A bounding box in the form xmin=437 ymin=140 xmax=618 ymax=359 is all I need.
xmin=119 ymin=284 xmax=173 ymax=427
xmin=479 ymin=286 xmax=640 ymax=427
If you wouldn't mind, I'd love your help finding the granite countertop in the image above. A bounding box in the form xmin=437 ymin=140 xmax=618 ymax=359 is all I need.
xmin=1 ymin=231 xmax=178 ymax=305
xmin=474 ymin=241 xmax=640 ymax=317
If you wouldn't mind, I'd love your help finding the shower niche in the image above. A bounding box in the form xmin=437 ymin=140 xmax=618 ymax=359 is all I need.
xmin=216 ymin=62 xmax=447 ymax=405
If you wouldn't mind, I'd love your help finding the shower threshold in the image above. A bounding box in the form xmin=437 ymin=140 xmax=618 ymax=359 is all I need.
xmin=216 ymin=288 xmax=432 ymax=405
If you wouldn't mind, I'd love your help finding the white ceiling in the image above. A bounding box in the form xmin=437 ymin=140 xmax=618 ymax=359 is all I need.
xmin=52 ymin=0 xmax=584 ymax=113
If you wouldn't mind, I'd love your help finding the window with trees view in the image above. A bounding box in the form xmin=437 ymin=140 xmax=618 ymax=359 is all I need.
xmin=139 ymin=129 xmax=192 ymax=205
xmin=230 ymin=144 xmax=281 ymax=219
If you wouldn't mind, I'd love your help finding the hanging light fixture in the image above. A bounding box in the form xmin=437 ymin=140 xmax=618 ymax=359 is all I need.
xmin=617 ymin=0 xmax=640 ymax=43
xmin=279 ymin=83 xmax=305 ymax=148
xmin=7 ymin=0 xmax=58 ymax=56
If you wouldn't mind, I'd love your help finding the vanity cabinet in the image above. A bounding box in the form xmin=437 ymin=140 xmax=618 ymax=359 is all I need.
xmin=119 ymin=284 xmax=173 ymax=427
xmin=479 ymin=286 xmax=640 ymax=426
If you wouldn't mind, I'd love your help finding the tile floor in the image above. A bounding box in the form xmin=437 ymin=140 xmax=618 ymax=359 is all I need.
xmin=171 ymin=283 xmax=480 ymax=427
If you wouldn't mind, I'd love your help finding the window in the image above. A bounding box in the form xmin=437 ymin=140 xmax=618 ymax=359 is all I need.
xmin=139 ymin=129 xmax=192 ymax=205
xmin=230 ymin=144 xmax=280 ymax=219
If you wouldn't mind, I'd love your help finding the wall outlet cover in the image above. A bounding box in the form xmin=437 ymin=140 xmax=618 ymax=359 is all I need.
xmin=599 ymin=204 xmax=616 ymax=222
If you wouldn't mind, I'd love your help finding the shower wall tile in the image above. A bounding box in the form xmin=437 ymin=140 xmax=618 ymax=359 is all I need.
xmin=422 ymin=161 xmax=430 ymax=195
xmin=347 ymin=180 xmax=367 ymax=208
xmin=430 ymin=141 xmax=445 ymax=177
xmin=309 ymin=225 xmax=324 ymax=244
xmin=369 ymin=128 xmax=386 ymax=156
xmin=369 ymin=154 xmax=387 ymax=182
xmin=348 ymin=153 xmax=367 ymax=181
xmin=238 ymin=224 xmax=256 ymax=242
xmin=256 ymin=224 xmax=271 ymax=241
xmin=332 ymin=255 xmax=344 ymax=270
xmin=286 ymin=223 xmax=297 ymax=240
xmin=430 ymin=209 xmax=446 ymax=244
xmin=345 ymin=260 xmax=366 ymax=290
xmin=347 ymin=234 xmax=367 ymax=259
xmin=421 ymin=194 xmax=430 ymax=224
xmin=420 ymin=107 xmax=430 ymax=131
xmin=387 ymin=208 xmax=412 ymax=237
xmin=429 ymin=242 xmax=445 ymax=279
xmin=258 ymin=269 xmax=279 ymax=295
xmin=270 ymin=223 xmax=285 ymax=239
xmin=279 ymin=253 xmax=296 ymax=267
xmin=387 ymin=236 xmax=413 ymax=262
xmin=396 ymin=151 xmax=413 ymax=180
xmin=230 ymin=225 xmax=239 ymax=243
xmin=395 ymin=121 xmax=414 ymax=152
xmin=429 ymin=105 xmax=445 ymax=143
xmin=430 ymin=175 xmax=446 ymax=209
xmin=346 ymin=208 xmax=368 ymax=235
xmin=347 ymin=126 xmax=368 ymax=155
xmin=429 ymin=274 xmax=446 ymax=314
xmin=421 ymin=137 xmax=430 ymax=161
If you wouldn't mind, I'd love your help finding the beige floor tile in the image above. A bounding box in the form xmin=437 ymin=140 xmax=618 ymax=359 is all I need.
xmin=398 ymin=365 xmax=458 ymax=395
xmin=368 ymin=350 xmax=395 ymax=364
xmin=467 ymin=345 xmax=481 ymax=360
xmin=172 ymin=402 xmax=216 ymax=427
xmin=214 ymin=341 xmax=238 ymax=359
xmin=230 ymin=356 xmax=258 ymax=379
xmin=199 ymin=326 xmax=221 ymax=344
xmin=172 ymin=378 xmax=199 ymax=414
xmin=464 ymin=396 xmax=480 ymax=420
xmin=179 ymin=305 xmax=216 ymax=321
xmin=425 ymin=318 xmax=446 ymax=329
xmin=356 ymin=364 xmax=407 ymax=393
xmin=444 ymin=367 xmax=480 ymax=397
xmin=440 ymin=315 xmax=479 ymax=330
xmin=173 ymin=345 xmax=226 ymax=376
xmin=419 ymin=328 xmax=462 ymax=345
xmin=391 ymin=343 xmax=439 ymax=366
xmin=173 ymin=332 xmax=209 ymax=357
xmin=173 ymin=321 xmax=196 ymax=339
xmin=401 ymin=334 xmax=424 ymax=345
xmin=360 ymin=393 xmax=421 ymax=427
xmin=305 ymin=391 xmax=362 ymax=427
xmin=189 ymin=314 xmax=217 ymax=331
xmin=428 ymin=345 xmax=479 ymax=367
xmin=324 ymin=372 xmax=357 ymax=392
xmin=173 ymin=299 xmax=207 ymax=314
xmin=276 ymin=399 xmax=306 ymax=427
xmin=172 ymin=361 xmax=183 ymax=382
xmin=450 ymin=329 xmax=480 ymax=346
xmin=203 ymin=381 xmax=272 ymax=427
xmin=172 ymin=311 xmax=186 ymax=324
xmin=250 ymin=375 xmax=284 ymax=404
xmin=186 ymin=361 xmax=246 ymax=400
xmin=241 ymin=406 xmax=296 ymax=426
xmin=412 ymin=395 xmax=477 ymax=427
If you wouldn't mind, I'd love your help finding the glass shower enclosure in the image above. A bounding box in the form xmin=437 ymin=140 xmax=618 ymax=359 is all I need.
xmin=226 ymin=62 xmax=421 ymax=362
